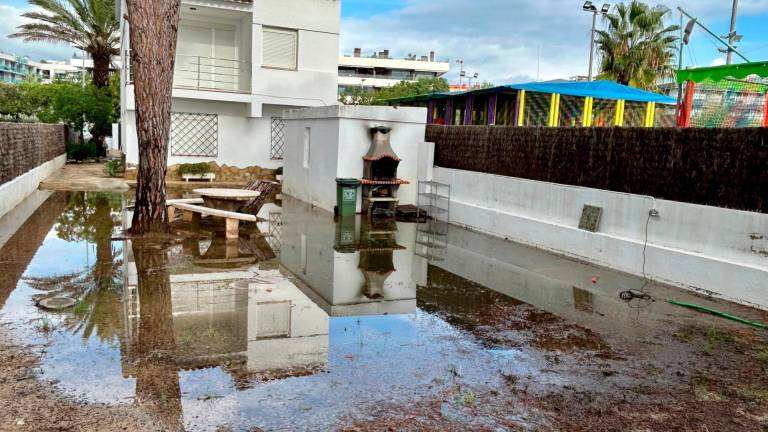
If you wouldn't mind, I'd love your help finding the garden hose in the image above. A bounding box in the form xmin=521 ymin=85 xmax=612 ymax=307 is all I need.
xmin=666 ymin=299 xmax=768 ymax=329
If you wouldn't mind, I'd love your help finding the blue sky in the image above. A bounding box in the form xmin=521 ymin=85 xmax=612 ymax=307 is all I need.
xmin=1 ymin=0 xmax=767 ymax=84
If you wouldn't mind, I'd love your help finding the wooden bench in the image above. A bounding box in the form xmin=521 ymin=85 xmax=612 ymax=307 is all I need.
xmin=167 ymin=201 xmax=257 ymax=239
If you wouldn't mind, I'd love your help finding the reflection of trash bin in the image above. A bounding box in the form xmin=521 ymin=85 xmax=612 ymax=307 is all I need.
xmin=335 ymin=178 xmax=360 ymax=216
xmin=334 ymin=215 xmax=358 ymax=253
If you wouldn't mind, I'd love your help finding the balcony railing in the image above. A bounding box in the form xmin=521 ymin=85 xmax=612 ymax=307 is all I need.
xmin=126 ymin=52 xmax=251 ymax=94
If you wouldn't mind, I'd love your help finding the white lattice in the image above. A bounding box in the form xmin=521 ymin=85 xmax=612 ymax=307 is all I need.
xmin=270 ymin=117 xmax=285 ymax=160
xmin=170 ymin=112 xmax=218 ymax=157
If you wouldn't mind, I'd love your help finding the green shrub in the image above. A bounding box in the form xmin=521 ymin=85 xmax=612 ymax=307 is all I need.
xmin=103 ymin=159 xmax=123 ymax=177
xmin=67 ymin=142 xmax=98 ymax=161
xmin=178 ymin=162 xmax=212 ymax=176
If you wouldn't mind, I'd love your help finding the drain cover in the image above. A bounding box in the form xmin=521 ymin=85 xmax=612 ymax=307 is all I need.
xmin=37 ymin=296 xmax=78 ymax=311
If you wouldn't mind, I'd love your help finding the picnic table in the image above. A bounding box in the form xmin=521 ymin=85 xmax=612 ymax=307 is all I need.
xmin=193 ymin=188 xmax=261 ymax=212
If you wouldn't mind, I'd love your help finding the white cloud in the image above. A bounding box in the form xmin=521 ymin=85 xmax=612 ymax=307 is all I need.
xmin=710 ymin=57 xmax=726 ymax=66
xmin=0 ymin=5 xmax=72 ymax=61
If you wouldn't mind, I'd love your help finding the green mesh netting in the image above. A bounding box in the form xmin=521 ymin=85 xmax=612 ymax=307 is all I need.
xmin=689 ymin=76 xmax=768 ymax=128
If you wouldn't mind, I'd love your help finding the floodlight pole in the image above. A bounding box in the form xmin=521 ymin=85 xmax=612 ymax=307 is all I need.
xmin=677 ymin=7 xmax=749 ymax=63
xmin=588 ymin=11 xmax=597 ymax=81
xmin=726 ymin=0 xmax=738 ymax=64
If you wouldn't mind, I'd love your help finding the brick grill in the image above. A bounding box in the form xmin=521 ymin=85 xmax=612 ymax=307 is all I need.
xmin=0 ymin=123 xmax=66 ymax=186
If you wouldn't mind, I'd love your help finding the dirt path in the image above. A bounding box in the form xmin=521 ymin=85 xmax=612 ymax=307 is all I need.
xmin=39 ymin=163 xmax=129 ymax=192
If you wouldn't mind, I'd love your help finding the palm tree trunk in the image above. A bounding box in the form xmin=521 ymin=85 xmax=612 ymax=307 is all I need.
xmin=126 ymin=0 xmax=181 ymax=235
xmin=92 ymin=53 xmax=112 ymax=89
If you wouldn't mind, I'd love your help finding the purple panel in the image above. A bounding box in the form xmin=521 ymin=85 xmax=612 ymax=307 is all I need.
xmin=488 ymin=94 xmax=498 ymax=125
xmin=514 ymin=91 xmax=521 ymax=127
xmin=445 ymin=98 xmax=453 ymax=125
xmin=427 ymin=100 xmax=435 ymax=124
xmin=464 ymin=96 xmax=473 ymax=125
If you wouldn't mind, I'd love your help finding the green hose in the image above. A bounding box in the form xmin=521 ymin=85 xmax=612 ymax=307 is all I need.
xmin=667 ymin=299 xmax=768 ymax=328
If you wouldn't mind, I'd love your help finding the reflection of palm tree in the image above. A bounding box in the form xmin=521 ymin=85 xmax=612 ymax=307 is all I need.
xmin=132 ymin=241 xmax=183 ymax=431
xmin=24 ymin=192 xmax=124 ymax=342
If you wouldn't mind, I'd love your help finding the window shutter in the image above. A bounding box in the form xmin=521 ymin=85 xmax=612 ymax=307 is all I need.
xmin=262 ymin=28 xmax=297 ymax=70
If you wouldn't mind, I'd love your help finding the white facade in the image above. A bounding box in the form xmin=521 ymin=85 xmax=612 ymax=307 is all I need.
xmin=338 ymin=52 xmax=450 ymax=93
xmin=119 ymin=0 xmax=341 ymax=169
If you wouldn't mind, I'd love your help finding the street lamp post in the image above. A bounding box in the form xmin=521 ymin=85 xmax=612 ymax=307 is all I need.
xmin=582 ymin=2 xmax=610 ymax=81
xmin=468 ymin=72 xmax=479 ymax=89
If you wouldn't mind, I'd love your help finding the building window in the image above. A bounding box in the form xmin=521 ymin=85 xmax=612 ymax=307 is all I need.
xmin=302 ymin=127 xmax=311 ymax=168
xmin=270 ymin=117 xmax=285 ymax=160
xmin=262 ymin=27 xmax=298 ymax=70
xmin=170 ymin=112 xmax=218 ymax=156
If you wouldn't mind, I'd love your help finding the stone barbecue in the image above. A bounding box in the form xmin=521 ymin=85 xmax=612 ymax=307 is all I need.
xmin=361 ymin=126 xmax=410 ymax=217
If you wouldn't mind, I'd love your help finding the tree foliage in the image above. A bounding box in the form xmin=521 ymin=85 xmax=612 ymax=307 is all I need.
xmin=340 ymin=77 xmax=450 ymax=105
xmin=595 ymin=1 xmax=679 ymax=90
xmin=9 ymin=0 xmax=119 ymax=88
xmin=0 ymin=80 xmax=119 ymax=145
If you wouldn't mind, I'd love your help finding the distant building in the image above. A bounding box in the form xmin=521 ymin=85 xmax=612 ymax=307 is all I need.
xmin=0 ymin=52 xmax=120 ymax=84
xmin=338 ymin=48 xmax=450 ymax=94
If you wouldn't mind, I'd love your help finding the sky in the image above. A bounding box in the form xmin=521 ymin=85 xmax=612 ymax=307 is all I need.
xmin=1 ymin=0 xmax=767 ymax=84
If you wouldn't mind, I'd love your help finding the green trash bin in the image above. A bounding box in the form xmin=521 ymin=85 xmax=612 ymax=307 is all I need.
xmin=335 ymin=178 xmax=360 ymax=216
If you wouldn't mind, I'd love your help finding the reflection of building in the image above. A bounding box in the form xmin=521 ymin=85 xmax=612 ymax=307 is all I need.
xmin=279 ymin=196 xmax=422 ymax=317
xmin=121 ymin=239 xmax=329 ymax=388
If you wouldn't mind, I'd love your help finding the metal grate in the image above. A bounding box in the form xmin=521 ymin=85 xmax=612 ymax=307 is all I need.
xmin=267 ymin=212 xmax=283 ymax=254
xmin=270 ymin=117 xmax=285 ymax=160
xmin=170 ymin=112 xmax=218 ymax=157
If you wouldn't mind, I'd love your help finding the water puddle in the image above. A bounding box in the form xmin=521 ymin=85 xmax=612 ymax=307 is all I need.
xmin=1 ymin=190 xmax=767 ymax=431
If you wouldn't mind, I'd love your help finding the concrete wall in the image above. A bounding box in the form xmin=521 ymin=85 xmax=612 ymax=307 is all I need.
xmin=0 ymin=123 xmax=66 ymax=219
xmin=434 ymin=167 xmax=768 ymax=309
xmin=282 ymin=105 xmax=429 ymax=213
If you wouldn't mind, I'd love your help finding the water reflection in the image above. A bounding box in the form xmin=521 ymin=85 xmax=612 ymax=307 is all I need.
xmin=2 ymin=190 xmax=750 ymax=431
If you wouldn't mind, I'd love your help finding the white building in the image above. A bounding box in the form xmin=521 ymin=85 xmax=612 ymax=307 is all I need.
xmin=119 ymin=0 xmax=341 ymax=172
xmin=0 ymin=52 xmax=85 ymax=84
xmin=338 ymin=48 xmax=450 ymax=94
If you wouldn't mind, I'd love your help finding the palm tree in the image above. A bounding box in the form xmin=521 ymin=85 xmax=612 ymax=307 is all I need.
xmin=595 ymin=1 xmax=679 ymax=90
xmin=9 ymin=0 xmax=119 ymax=89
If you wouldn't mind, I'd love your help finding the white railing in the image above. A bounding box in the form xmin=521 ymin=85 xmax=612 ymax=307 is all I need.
xmin=126 ymin=52 xmax=251 ymax=94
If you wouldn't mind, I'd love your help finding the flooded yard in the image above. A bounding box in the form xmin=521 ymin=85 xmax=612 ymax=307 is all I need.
xmin=1 ymin=190 xmax=767 ymax=431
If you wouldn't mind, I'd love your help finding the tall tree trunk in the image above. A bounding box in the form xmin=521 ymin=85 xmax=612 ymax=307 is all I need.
xmin=126 ymin=0 xmax=182 ymax=235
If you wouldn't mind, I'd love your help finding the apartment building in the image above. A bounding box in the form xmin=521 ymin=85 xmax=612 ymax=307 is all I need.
xmin=119 ymin=0 xmax=341 ymax=171
xmin=338 ymin=48 xmax=450 ymax=94
xmin=0 ymin=52 xmax=84 ymax=84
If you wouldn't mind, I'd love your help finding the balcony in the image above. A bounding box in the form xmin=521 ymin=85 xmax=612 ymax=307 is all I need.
xmin=173 ymin=55 xmax=251 ymax=93
xmin=126 ymin=53 xmax=251 ymax=94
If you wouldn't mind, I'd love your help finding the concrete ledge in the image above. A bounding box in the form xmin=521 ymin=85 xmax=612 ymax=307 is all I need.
xmin=435 ymin=167 xmax=768 ymax=309
xmin=283 ymin=104 xmax=427 ymax=124
xmin=0 ymin=154 xmax=65 ymax=220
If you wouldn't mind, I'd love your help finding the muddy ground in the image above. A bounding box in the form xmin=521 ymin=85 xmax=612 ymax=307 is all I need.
xmin=0 ymin=330 xmax=167 ymax=432
xmin=2 ymin=297 xmax=768 ymax=431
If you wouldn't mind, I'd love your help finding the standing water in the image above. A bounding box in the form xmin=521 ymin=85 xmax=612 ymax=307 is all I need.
xmin=1 ymin=191 xmax=767 ymax=431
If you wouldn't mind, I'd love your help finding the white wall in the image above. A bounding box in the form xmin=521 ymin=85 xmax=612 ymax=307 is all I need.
xmin=0 ymin=155 xmax=65 ymax=220
xmin=282 ymin=105 xmax=429 ymax=213
xmin=124 ymin=100 xmax=288 ymax=169
xmin=435 ymin=167 xmax=768 ymax=309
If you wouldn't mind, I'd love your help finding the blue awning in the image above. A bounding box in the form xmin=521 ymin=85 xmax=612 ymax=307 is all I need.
xmin=499 ymin=80 xmax=676 ymax=104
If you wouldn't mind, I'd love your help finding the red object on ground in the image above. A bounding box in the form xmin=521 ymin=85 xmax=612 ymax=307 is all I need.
xmin=591 ymin=277 xmax=599 ymax=284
